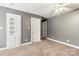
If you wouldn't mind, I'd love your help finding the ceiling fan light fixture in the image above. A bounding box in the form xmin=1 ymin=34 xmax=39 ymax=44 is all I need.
xmin=55 ymin=8 xmax=59 ymax=13
xmin=53 ymin=3 xmax=71 ymax=16
xmin=54 ymin=8 xmax=63 ymax=15
xmin=54 ymin=7 xmax=70 ymax=16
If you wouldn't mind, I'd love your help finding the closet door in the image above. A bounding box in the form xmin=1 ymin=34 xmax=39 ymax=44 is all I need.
xmin=42 ymin=21 xmax=47 ymax=37
xmin=6 ymin=13 xmax=21 ymax=49
xmin=31 ymin=17 xmax=41 ymax=42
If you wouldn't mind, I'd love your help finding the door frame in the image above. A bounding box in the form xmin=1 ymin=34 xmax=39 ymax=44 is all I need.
xmin=31 ymin=17 xmax=41 ymax=42
xmin=6 ymin=13 xmax=21 ymax=49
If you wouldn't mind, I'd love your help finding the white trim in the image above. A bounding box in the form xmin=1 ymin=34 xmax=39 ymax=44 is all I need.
xmin=0 ymin=47 xmax=8 ymax=51
xmin=47 ymin=37 xmax=79 ymax=49
xmin=21 ymin=42 xmax=32 ymax=46
xmin=0 ymin=42 xmax=32 ymax=51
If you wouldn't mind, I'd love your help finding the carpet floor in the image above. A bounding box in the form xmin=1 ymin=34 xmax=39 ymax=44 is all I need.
xmin=0 ymin=39 xmax=79 ymax=56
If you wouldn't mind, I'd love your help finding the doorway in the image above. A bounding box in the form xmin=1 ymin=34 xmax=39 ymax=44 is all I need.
xmin=41 ymin=19 xmax=47 ymax=40
xmin=31 ymin=17 xmax=41 ymax=42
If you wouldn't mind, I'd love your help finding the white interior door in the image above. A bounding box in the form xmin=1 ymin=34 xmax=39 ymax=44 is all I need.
xmin=6 ymin=13 xmax=21 ymax=49
xmin=42 ymin=21 xmax=47 ymax=37
xmin=31 ymin=17 xmax=41 ymax=42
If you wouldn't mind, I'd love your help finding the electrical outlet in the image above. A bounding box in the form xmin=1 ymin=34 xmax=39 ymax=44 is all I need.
xmin=52 ymin=36 xmax=55 ymax=39
xmin=25 ymin=39 xmax=27 ymax=41
xmin=67 ymin=40 xmax=70 ymax=43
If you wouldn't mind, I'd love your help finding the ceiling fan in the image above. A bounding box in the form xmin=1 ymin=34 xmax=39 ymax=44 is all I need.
xmin=53 ymin=3 xmax=70 ymax=16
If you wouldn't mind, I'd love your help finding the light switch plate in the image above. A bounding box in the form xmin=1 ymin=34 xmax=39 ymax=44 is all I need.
xmin=28 ymin=26 xmax=30 ymax=30
xmin=0 ymin=26 xmax=3 ymax=30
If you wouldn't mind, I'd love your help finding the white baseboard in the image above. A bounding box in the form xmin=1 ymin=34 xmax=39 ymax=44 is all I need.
xmin=47 ymin=37 xmax=79 ymax=49
xmin=21 ymin=42 xmax=32 ymax=46
xmin=0 ymin=42 xmax=32 ymax=51
xmin=0 ymin=47 xmax=7 ymax=51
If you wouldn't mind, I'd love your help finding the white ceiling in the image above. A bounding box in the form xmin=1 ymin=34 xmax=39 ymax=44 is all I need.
xmin=0 ymin=3 xmax=79 ymax=18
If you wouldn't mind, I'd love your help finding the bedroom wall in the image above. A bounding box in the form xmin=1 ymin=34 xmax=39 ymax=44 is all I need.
xmin=48 ymin=9 xmax=79 ymax=46
xmin=0 ymin=6 xmax=41 ymax=48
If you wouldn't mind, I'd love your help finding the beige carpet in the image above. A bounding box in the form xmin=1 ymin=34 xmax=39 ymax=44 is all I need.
xmin=0 ymin=39 xmax=79 ymax=56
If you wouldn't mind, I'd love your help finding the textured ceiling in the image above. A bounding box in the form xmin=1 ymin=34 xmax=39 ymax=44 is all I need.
xmin=0 ymin=3 xmax=79 ymax=18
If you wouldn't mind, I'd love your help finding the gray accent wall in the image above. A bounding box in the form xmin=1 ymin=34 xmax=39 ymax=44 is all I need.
xmin=48 ymin=10 xmax=79 ymax=46
xmin=0 ymin=6 xmax=41 ymax=48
